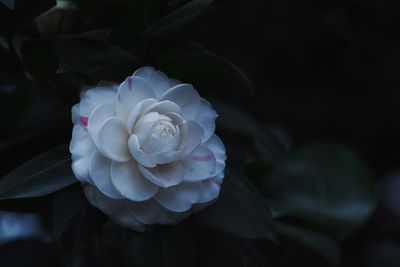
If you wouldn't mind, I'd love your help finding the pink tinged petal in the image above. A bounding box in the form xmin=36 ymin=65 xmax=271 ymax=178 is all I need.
xmin=197 ymin=179 xmax=221 ymax=203
xmin=138 ymin=162 xmax=184 ymax=188
xmin=71 ymin=104 xmax=80 ymax=124
xmin=89 ymin=151 xmax=123 ymax=199
xmin=179 ymin=121 xmax=204 ymax=156
xmin=160 ymin=84 xmax=201 ymax=120
xmin=133 ymin=111 xmax=160 ymax=143
xmin=204 ymin=135 xmax=226 ymax=175
xmin=128 ymin=135 xmax=157 ymax=168
xmin=111 ymin=160 xmax=159 ymax=202
xmin=98 ymin=117 xmax=131 ymax=162
xmin=87 ymin=103 xmax=116 ymax=150
xmin=83 ymin=185 xmax=145 ymax=232
xmin=141 ymin=100 xmax=181 ymax=116
xmin=182 ymin=146 xmax=216 ymax=182
xmin=115 ymin=76 xmax=155 ymax=120
xmin=126 ymin=98 xmax=158 ymax=134
xmin=79 ymin=87 xmax=117 ymax=117
xmin=154 ymin=183 xmax=201 ymax=212
xmin=80 ymin=116 xmax=89 ymax=126
xmin=133 ymin=66 xmax=179 ymax=98
xmin=195 ymin=99 xmax=218 ymax=143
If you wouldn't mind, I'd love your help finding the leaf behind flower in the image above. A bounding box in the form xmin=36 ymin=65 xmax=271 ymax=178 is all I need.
xmin=0 ymin=144 xmax=76 ymax=200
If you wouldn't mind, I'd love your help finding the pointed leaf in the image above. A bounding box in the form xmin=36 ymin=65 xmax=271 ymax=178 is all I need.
xmin=0 ymin=144 xmax=77 ymax=200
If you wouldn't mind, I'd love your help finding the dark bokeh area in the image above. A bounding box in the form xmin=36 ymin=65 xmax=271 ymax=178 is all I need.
xmin=0 ymin=0 xmax=400 ymax=266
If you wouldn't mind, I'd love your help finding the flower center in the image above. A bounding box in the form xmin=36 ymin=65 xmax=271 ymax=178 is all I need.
xmin=152 ymin=121 xmax=177 ymax=139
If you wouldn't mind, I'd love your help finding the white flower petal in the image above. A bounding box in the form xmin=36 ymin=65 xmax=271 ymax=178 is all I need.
xmin=204 ymin=135 xmax=226 ymax=175
xmin=195 ymin=99 xmax=217 ymax=143
xmin=126 ymin=98 xmax=158 ymax=134
xmin=125 ymin=199 xmax=189 ymax=225
xmin=70 ymin=124 xmax=94 ymax=159
xmin=133 ymin=111 xmax=159 ymax=143
xmin=133 ymin=66 xmax=179 ymax=98
xmin=71 ymin=157 xmax=91 ymax=183
xmin=138 ymin=162 xmax=184 ymax=188
xmin=98 ymin=117 xmax=131 ymax=162
xmin=182 ymin=145 xmax=216 ymax=182
xmin=179 ymin=121 xmax=204 ymax=156
xmin=89 ymin=151 xmax=123 ymax=199
xmin=160 ymin=84 xmax=201 ymax=120
xmin=197 ymin=179 xmax=221 ymax=203
xmin=71 ymin=104 xmax=80 ymax=124
xmin=141 ymin=100 xmax=181 ymax=116
xmin=111 ymin=161 xmax=159 ymax=201
xmin=115 ymin=76 xmax=155 ymax=120
xmin=84 ymin=185 xmax=145 ymax=232
xmin=128 ymin=135 xmax=157 ymax=168
xmin=87 ymin=103 xmax=115 ymax=149
xmin=79 ymin=87 xmax=117 ymax=117
xmin=154 ymin=183 xmax=201 ymax=212
xmin=150 ymin=149 xmax=185 ymax=165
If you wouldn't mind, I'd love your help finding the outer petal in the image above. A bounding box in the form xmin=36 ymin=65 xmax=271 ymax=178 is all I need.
xmin=160 ymin=84 xmax=201 ymax=120
xmin=84 ymin=185 xmax=145 ymax=232
xmin=98 ymin=117 xmax=131 ymax=162
xmin=179 ymin=121 xmax=204 ymax=156
xmin=182 ymin=145 xmax=216 ymax=182
xmin=71 ymin=104 xmax=80 ymax=124
xmin=128 ymin=135 xmax=157 ymax=168
xmin=204 ymin=135 xmax=226 ymax=176
xmin=71 ymin=157 xmax=91 ymax=183
xmin=197 ymin=179 xmax=221 ymax=203
xmin=115 ymin=76 xmax=155 ymax=120
xmin=87 ymin=103 xmax=115 ymax=150
xmin=126 ymin=199 xmax=189 ymax=225
xmin=133 ymin=66 xmax=179 ymax=98
xmin=80 ymin=86 xmax=117 ymax=117
xmin=111 ymin=161 xmax=159 ymax=201
xmin=154 ymin=183 xmax=201 ymax=212
xmin=89 ymin=151 xmax=123 ymax=199
xmin=194 ymin=99 xmax=218 ymax=143
xmin=141 ymin=100 xmax=181 ymax=116
xmin=70 ymin=124 xmax=94 ymax=159
xmin=138 ymin=162 xmax=184 ymax=188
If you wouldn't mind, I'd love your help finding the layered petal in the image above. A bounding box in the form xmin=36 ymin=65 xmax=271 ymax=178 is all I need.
xmin=115 ymin=76 xmax=155 ymax=120
xmin=182 ymin=145 xmax=216 ymax=182
xmin=111 ymin=161 xmax=159 ymax=201
xmin=87 ymin=103 xmax=115 ymax=149
xmin=160 ymin=84 xmax=201 ymax=120
xmin=178 ymin=121 xmax=204 ymax=156
xmin=70 ymin=124 xmax=94 ymax=159
xmin=195 ymin=99 xmax=218 ymax=142
xmin=89 ymin=151 xmax=122 ymax=199
xmin=133 ymin=66 xmax=179 ymax=98
xmin=138 ymin=162 xmax=184 ymax=188
xmin=80 ymin=87 xmax=117 ymax=117
xmin=84 ymin=185 xmax=145 ymax=232
xmin=98 ymin=117 xmax=131 ymax=162
xmin=128 ymin=135 xmax=157 ymax=168
xmin=154 ymin=183 xmax=201 ymax=212
xmin=204 ymin=135 xmax=226 ymax=176
xmin=126 ymin=98 xmax=157 ymax=134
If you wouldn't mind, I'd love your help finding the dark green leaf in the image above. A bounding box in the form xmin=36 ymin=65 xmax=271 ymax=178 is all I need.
xmin=55 ymin=38 xmax=142 ymax=81
xmin=262 ymin=143 xmax=377 ymax=239
xmin=215 ymin=103 xmax=286 ymax=161
xmin=0 ymin=144 xmax=76 ymax=200
xmin=195 ymin=170 xmax=276 ymax=241
xmin=277 ymin=222 xmax=341 ymax=267
xmin=143 ymin=0 xmax=214 ymax=36
xmin=159 ymin=42 xmax=253 ymax=93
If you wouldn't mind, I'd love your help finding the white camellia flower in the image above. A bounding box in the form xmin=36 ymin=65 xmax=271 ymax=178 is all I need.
xmin=70 ymin=66 xmax=226 ymax=231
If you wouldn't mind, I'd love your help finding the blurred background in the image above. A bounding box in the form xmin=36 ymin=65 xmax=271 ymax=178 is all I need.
xmin=1 ymin=0 xmax=400 ymax=266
